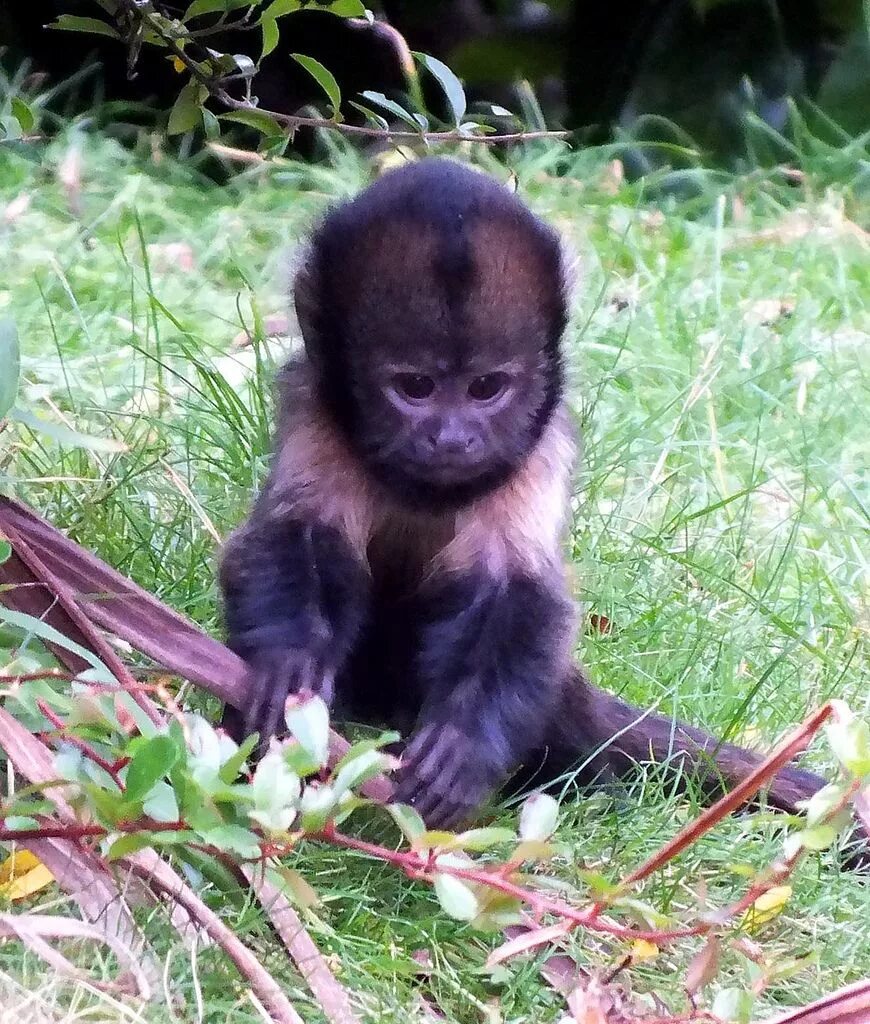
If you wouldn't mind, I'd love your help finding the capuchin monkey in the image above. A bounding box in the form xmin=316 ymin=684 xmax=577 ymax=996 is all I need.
xmin=219 ymin=158 xmax=849 ymax=838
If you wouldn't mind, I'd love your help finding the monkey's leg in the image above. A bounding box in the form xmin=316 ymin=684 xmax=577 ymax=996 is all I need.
xmin=393 ymin=572 xmax=574 ymax=829
xmin=219 ymin=514 xmax=369 ymax=748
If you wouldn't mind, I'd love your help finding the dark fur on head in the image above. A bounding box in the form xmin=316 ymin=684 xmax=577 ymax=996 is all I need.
xmin=294 ymin=158 xmax=568 ymax=507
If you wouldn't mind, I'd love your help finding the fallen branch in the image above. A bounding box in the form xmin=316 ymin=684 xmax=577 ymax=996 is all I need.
xmin=763 ymin=979 xmax=870 ymax=1024
xmin=0 ymin=912 xmax=152 ymax=997
xmin=244 ymin=866 xmax=362 ymax=1024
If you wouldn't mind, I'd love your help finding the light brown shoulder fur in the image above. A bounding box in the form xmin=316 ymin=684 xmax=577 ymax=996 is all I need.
xmin=440 ymin=403 xmax=577 ymax=578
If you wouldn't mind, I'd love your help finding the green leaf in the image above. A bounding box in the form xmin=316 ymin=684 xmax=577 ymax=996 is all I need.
xmin=202 ymin=108 xmax=221 ymax=140
xmin=10 ymin=99 xmax=34 ymax=135
xmin=82 ymin=783 xmax=124 ymax=825
xmin=0 ymin=541 xmax=10 ymax=565
xmin=265 ymin=0 xmax=363 ymax=14
xmin=291 ymin=54 xmax=342 ymax=117
xmin=0 ymin=320 xmax=21 ymax=419
xmin=107 ymin=833 xmax=153 ymax=860
xmin=283 ymin=741 xmax=322 ymax=778
xmin=360 ymin=91 xmax=421 ymax=129
xmin=220 ymin=108 xmax=285 ymax=137
xmin=269 ymin=865 xmax=321 ymax=908
xmin=518 ymin=792 xmax=559 ymax=842
xmin=125 ymin=734 xmax=178 ymax=802
xmin=143 ymin=782 xmax=180 ymax=823
xmin=334 ymin=731 xmax=400 ymax=769
xmin=331 ymin=748 xmax=389 ymax=797
xmin=183 ymin=0 xmax=251 ymax=19
xmin=386 ymin=802 xmax=426 ymax=843
xmin=578 ymin=869 xmax=619 ymax=898
xmin=798 ymin=824 xmax=839 ymax=851
xmin=454 ymin=827 xmax=516 ymax=851
xmin=826 ymin=708 xmax=870 ymax=778
xmin=803 ymin=782 xmax=847 ymax=827
xmin=711 ymin=988 xmax=755 ymax=1023
xmin=324 ymin=0 xmax=366 ymax=13
xmin=260 ymin=0 xmax=302 ymax=18
xmin=414 ymin=52 xmax=466 ymax=126
xmin=0 ymin=115 xmax=22 ymax=141
xmin=347 ymin=101 xmax=389 ymax=130
xmin=9 ymin=407 xmax=127 ymax=452
xmin=201 ymin=824 xmax=261 ymax=859
xmin=284 ymin=696 xmax=330 ymax=769
xmin=261 ymin=17 xmax=280 ymax=59
xmin=219 ymin=732 xmax=258 ymax=783
xmin=0 ymin=607 xmax=115 ymax=679
xmin=48 ymin=15 xmax=120 ymax=38
xmin=3 ymin=816 xmax=40 ymax=831
xmin=298 ymin=784 xmax=336 ymax=831
xmin=434 ymin=873 xmax=479 ymax=921
xmin=167 ymin=80 xmax=206 ymax=136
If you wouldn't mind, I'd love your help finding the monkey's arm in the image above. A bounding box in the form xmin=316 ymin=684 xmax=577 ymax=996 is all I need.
xmin=219 ymin=510 xmax=368 ymax=747
xmin=394 ymin=571 xmax=575 ymax=829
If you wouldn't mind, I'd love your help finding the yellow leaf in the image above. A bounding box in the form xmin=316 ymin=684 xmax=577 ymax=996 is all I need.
xmin=742 ymin=885 xmax=791 ymax=933
xmin=172 ymin=56 xmax=186 ymax=74
xmin=631 ymin=939 xmax=659 ymax=961
xmin=0 ymin=849 xmax=40 ymax=883
xmin=0 ymin=850 xmax=54 ymax=901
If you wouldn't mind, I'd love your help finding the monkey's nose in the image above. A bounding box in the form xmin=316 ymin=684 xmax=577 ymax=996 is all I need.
xmin=428 ymin=427 xmax=479 ymax=455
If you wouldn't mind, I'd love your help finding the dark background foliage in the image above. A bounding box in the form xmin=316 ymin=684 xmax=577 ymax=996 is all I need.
xmin=2 ymin=0 xmax=869 ymax=172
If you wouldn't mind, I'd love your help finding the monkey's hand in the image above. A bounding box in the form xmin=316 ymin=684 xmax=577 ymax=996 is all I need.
xmin=224 ymin=649 xmax=334 ymax=751
xmin=394 ymin=722 xmax=504 ymax=830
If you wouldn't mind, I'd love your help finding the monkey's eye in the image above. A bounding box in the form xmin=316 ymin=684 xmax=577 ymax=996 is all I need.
xmin=393 ymin=373 xmax=435 ymax=400
xmin=468 ymin=373 xmax=509 ymax=402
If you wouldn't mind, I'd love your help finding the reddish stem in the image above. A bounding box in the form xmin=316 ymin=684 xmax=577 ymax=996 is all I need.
xmin=37 ymin=699 xmax=125 ymax=787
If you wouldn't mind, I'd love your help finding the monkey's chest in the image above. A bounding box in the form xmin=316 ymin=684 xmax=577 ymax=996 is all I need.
xmin=365 ymin=509 xmax=455 ymax=597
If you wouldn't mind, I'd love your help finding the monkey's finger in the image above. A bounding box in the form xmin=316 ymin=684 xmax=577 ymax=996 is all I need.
xmin=259 ymin=683 xmax=292 ymax=753
xmin=243 ymin=676 xmax=272 ymax=740
xmin=406 ymin=752 xmax=467 ymax=821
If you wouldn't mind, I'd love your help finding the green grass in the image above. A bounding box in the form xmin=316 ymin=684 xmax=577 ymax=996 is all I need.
xmin=0 ymin=128 xmax=868 ymax=1022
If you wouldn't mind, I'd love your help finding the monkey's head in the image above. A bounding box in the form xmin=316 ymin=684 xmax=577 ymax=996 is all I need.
xmin=294 ymin=158 xmax=569 ymax=508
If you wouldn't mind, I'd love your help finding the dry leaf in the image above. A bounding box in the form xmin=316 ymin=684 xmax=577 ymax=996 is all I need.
xmin=599 ymin=160 xmax=624 ymax=196
xmin=741 ymin=298 xmax=795 ymax=327
xmin=232 ymin=314 xmax=291 ymax=349
xmin=685 ymin=935 xmax=722 ymax=995
xmin=742 ymin=885 xmax=792 ymax=933
xmin=146 ymin=242 xmax=196 ymax=273
xmin=0 ymin=850 xmax=54 ymax=901
xmin=629 ymin=939 xmax=658 ymax=962
xmin=2 ymin=193 xmax=31 ymax=225
xmin=566 ymin=979 xmax=622 ymax=1024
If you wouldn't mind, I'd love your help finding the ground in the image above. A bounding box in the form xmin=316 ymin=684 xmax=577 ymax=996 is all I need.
xmin=0 ymin=131 xmax=868 ymax=1022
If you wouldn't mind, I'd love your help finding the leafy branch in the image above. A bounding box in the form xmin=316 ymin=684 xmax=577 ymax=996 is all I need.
xmin=46 ymin=0 xmax=569 ymax=149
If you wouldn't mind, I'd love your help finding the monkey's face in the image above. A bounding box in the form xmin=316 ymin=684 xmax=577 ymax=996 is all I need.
xmin=352 ymin=352 xmax=549 ymax=503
